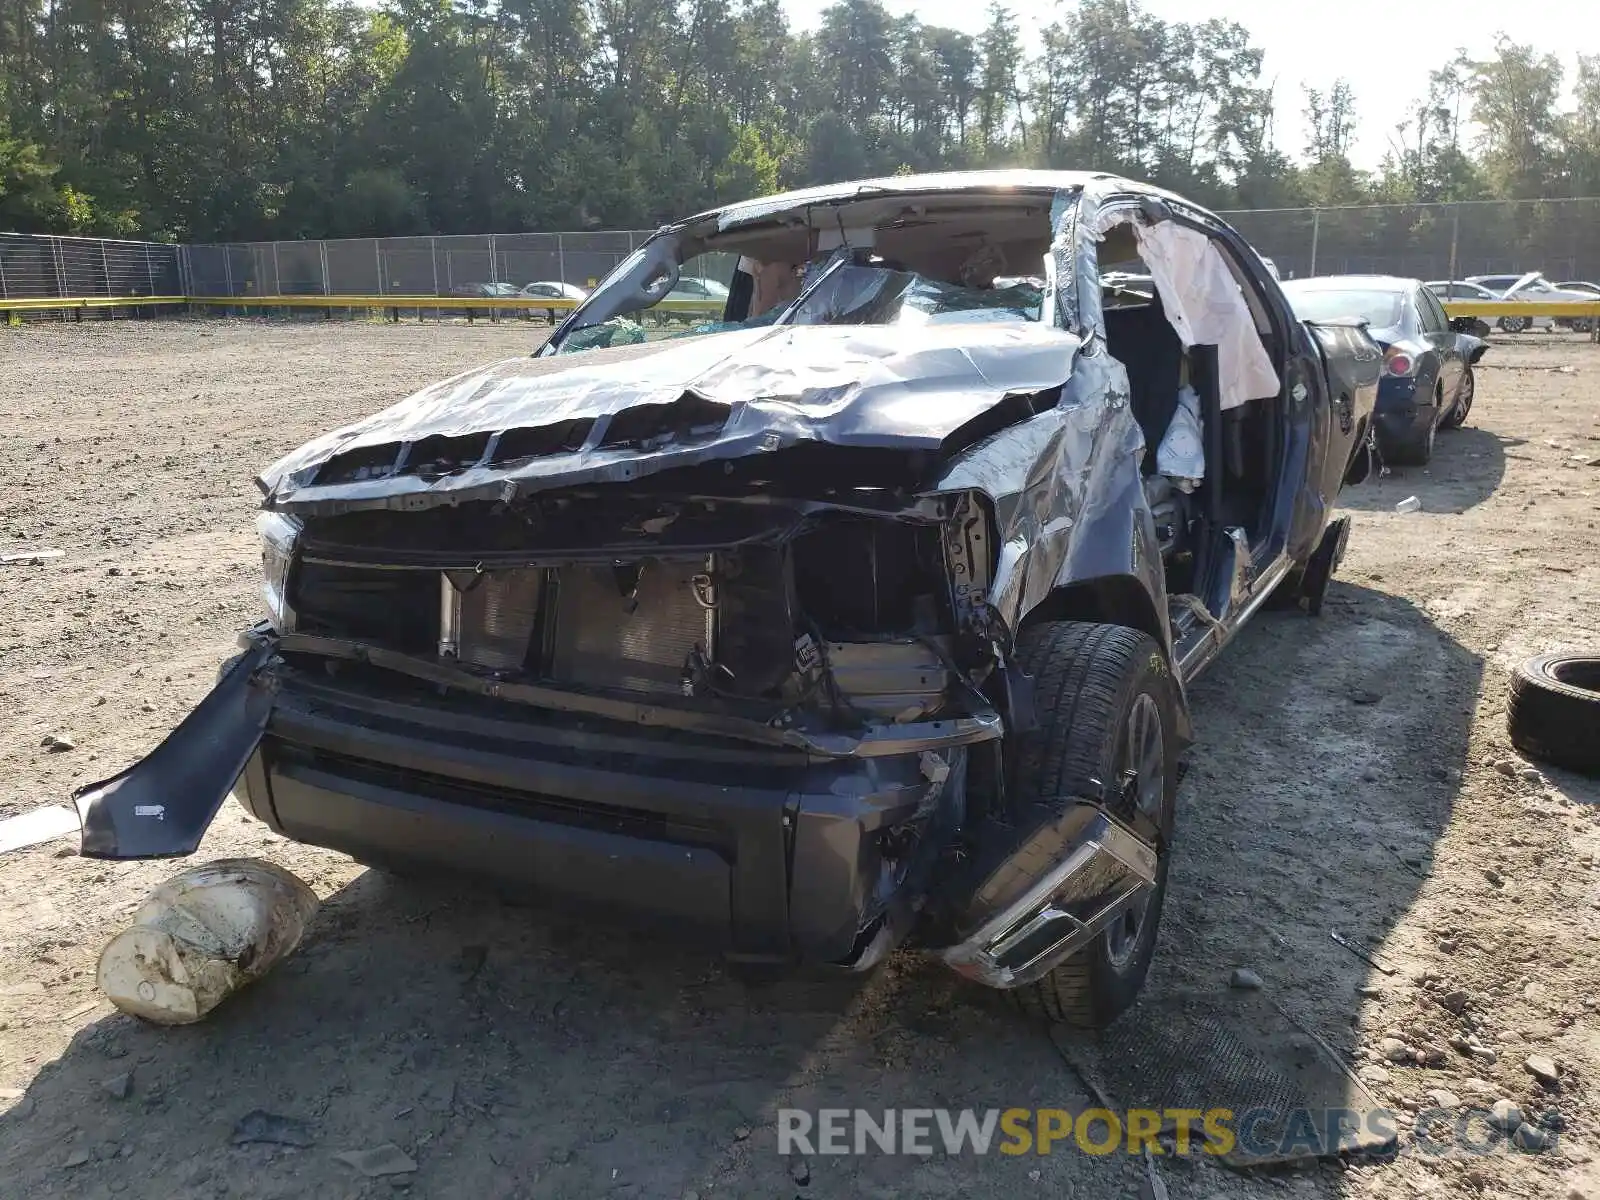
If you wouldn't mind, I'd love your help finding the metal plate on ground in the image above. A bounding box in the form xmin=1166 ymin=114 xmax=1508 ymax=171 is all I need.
xmin=1050 ymin=990 xmax=1396 ymax=1168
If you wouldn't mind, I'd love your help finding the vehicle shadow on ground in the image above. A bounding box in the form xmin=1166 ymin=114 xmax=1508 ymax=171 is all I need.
xmin=0 ymin=583 xmax=1486 ymax=1200
xmin=1150 ymin=576 xmax=1484 ymax=1189
xmin=1338 ymin=425 xmax=1506 ymax=515
xmin=0 ymin=864 xmax=1114 ymax=1198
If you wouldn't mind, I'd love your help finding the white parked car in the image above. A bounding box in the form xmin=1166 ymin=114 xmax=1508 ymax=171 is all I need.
xmin=1424 ymin=280 xmax=1498 ymax=302
xmin=1423 ymin=281 xmax=1496 ymax=338
xmin=1462 ymin=272 xmax=1597 ymax=332
xmin=1502 ymin=273 xmax=1595 ymax=333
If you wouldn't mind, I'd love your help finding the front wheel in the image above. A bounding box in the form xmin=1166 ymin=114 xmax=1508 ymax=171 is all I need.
xmin=959 ymin=622 xmax=1179 ymax=1027
xmin=1440 ymin=368 xmax=1474 ymax=430
xmin=1499 ymin=315 xmax=1529 ymax=334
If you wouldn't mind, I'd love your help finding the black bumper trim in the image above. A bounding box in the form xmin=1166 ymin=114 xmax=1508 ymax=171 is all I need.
xmin=74 ymin=642 xmax=277 ymax=859
xmin=246 ymin=667 xmax=940 ymax=963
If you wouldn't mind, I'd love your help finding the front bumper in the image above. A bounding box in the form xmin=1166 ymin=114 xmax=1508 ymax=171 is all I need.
xmin=74 ymin=627 xmax=1162 ymax=982
xmin=75 ymin=628 xmax=975 ymax=967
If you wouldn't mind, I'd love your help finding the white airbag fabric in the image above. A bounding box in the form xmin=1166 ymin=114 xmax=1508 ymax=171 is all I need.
xmin=1156 ymin=385 xmax=1205 ymax=491
xmin=1130 ymin=221 xmax=1280 ymax=411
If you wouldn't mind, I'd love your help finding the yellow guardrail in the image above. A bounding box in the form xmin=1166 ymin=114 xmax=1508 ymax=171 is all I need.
xmin=9 ymin=293 xmax=1598 ymax=340
xmin=184 ymin=294 xmax=585 ymax=311
xmin=184 ymin=294 xmax=729 ymax=315
xmin=1441 ymin=300 xmax=1600 ymax=317
xmin=1 ymin=293 xmax=727 ymax=317
xmin=1 ymin=295 xmax=188 ymax=314
xmin=1442 ymin=299 xmax=1599 ymax=341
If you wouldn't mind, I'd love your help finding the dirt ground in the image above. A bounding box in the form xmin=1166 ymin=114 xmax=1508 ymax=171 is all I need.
xmin=1 ymin=318 xmax=1598 ymax=1200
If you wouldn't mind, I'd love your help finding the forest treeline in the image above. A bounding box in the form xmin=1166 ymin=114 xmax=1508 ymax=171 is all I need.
xmin=1 ymin=0 xmax=1597 ymax=241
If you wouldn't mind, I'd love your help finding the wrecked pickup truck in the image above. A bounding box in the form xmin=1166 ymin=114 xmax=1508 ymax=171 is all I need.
xmin=75 ymin=171 xmax=1380 ymax=1026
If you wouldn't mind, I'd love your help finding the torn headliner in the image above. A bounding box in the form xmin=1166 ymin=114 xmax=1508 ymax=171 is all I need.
xmin=258 ymin=321 xmax=1083 ymax=514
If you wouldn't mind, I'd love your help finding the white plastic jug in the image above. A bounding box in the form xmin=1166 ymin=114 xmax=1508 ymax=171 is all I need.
xmin=97 ymin=858 xmax=318 ymax=1025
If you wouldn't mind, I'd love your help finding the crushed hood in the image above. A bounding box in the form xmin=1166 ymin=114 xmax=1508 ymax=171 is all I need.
xmin=259 ymin=322 xmax=1080 ymax=512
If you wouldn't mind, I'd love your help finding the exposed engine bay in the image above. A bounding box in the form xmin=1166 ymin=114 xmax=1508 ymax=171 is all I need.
xmin=286 ymin=473 xmax=1002 ymax=750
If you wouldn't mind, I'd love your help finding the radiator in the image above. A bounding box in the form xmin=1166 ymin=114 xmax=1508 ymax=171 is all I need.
xmin=457 ymin=569 xmax=544 ymax=672
xmin=549 ymin=561 xmax=714 ymax=694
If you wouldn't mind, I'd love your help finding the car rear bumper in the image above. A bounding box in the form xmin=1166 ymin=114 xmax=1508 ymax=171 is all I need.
xmin=1373 ymin=380 xmax=1430 ymax=450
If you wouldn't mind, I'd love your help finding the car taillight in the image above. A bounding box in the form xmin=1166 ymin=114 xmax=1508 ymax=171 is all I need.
xmin=1384 ymin=350 xmax=1415 ymax=377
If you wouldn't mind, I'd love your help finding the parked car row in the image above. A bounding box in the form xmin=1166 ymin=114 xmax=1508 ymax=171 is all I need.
xmin=439 ymin=281 xmax=592 ymax=322
xmin=1424 ymin=273 xmax=1598 ymax=334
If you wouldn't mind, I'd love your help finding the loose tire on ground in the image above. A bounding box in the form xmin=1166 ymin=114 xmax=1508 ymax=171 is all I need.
xmin=1507 ymin=653 xmax=1600 ymax=777
xmin=957 ymin=621 xmax=1179 ymax=1028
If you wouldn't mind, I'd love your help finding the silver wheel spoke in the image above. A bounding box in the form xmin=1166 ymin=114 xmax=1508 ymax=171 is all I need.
xmin=1105 ymin=691 xmax=1165 ymax=970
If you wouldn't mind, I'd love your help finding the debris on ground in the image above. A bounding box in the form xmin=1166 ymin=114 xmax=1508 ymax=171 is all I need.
xmin=1228 ymin=967 xmax=1263 ymax=989
xmin=101 ymin=1071 xmax=133 ymax=1101
xmin=1513 ymin=1123 xmax=1552 ymax=1152
xmin=1379 ymin=1037 xmax=1413 ymax=1063
xmin=232 ymin=1110 xmax=316 ymax=1148
xmin=0 ymin=805 xmax=80 ymax=855
xmin=332 ymin=1144 xmax=417 ymax=1177
xmin=1489 ymin=1099 xmax=1524 ymax=1131
xmin=1525 ymin=1054 xmax=1560 ymax=1086
xmin=1331 ymin=928 xmax=1397 ymax=975
xmin=1139 ymin=1144 xmax=1169 ymax=1200
xmin=97 ymin=858 xmax=318 ymax=1025
xmin=0 ymin=548 xmax=64 ymax=565
xmin=1395 ymin=496 xmax=1422 ymax=513
xmin=40 ymin=733 xmax=75 ymax=752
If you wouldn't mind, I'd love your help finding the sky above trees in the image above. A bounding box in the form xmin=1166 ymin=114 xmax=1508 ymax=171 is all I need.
xmin=1 ymin=0 xmax=1596 ymax=242
xmin=796 ymin=0 xmax=1590 ymax=171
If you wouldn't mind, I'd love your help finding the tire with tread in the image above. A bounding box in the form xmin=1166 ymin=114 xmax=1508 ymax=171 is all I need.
xmin=1439 ymin=368 xmax=1473 ymax=430
xmin=1507 ymin=653 xmax=1600 ymax=776
xmin=1388 ymin=387 xmax=1439 ymax=466
xmin=959 ymin=621 xmax=1178 ymax=1027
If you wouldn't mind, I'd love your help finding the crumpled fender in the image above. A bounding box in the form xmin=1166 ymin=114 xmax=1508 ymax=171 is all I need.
xmin=74 ymin=641 xmax=277 ymax=859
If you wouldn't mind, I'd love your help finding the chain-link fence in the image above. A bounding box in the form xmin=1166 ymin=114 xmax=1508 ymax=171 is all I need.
xmin=7 ymin=196 xmax=1599 ymax=309
xmin=182 ymin=232 xmax=658 ymax=297
xmin=1218 ymin=197 xmax=1600 ymax=283
xmin=0 ymin=233 xmax=181 ymax=301
xmin=185 ymin=198 xmax=1600 ymax=299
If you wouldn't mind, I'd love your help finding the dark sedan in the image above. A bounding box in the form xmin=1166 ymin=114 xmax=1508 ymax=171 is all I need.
xmin=1282 ymin=275 xmax=1488 ymax=466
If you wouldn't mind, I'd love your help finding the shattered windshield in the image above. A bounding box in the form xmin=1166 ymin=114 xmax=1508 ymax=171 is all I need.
xmin=785 ymin=263 xmax=1043 ymax=327
xmin=552 ymin=250 xmax=1043 ymax=354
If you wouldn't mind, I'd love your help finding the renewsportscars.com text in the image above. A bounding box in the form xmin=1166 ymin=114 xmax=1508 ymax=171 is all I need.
xmin=777 ymin=1106 xmax=1538 ymax=1158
